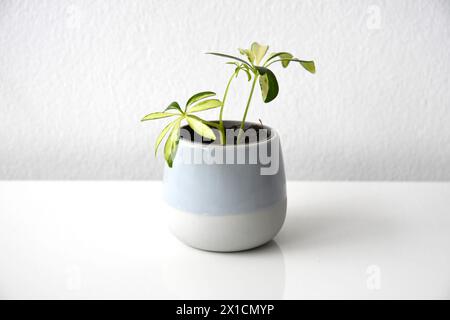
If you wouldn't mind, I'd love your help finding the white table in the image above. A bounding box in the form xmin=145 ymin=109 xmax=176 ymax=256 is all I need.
xmin=0 ymin=181 xmax=449 ymax=299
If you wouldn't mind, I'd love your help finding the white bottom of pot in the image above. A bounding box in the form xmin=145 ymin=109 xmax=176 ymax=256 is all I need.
xmin=166 ymin=198 xmax=287 ymax=252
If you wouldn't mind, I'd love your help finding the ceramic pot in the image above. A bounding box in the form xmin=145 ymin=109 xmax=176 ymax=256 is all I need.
xmin=163 ymin=121 xmax=286 ymax=252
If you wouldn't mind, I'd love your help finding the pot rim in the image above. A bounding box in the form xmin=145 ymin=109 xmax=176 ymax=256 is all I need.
xmin=178 ymin=120 xmax=278 ymax=149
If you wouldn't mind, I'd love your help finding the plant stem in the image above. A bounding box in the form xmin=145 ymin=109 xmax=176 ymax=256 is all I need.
xmin=218 ymin=71 xmax=237 ymax=145
xmin=238 ymin=73 xmax=259 ymax=142
xmin=265 ymin=58 xmax=291 ymax=68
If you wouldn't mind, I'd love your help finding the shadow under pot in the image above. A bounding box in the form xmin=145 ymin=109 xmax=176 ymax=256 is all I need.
xmin=163 ymin=121 xmax=287 ymax=252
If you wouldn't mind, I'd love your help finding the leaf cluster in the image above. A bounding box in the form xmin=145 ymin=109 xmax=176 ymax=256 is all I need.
xmin=141 ymin=92 xmax=222 ymax=167
xmin=142 ymin=42 xmax=316 ymax=167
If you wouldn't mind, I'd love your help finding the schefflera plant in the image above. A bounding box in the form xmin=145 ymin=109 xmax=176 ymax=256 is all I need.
xmin=141 ymin=92 xmax=222 ymax=167
xmin=142 ymin=42 xmax=316 ymax=167
xmin=207 ymin=42 xmax=315 ymax=143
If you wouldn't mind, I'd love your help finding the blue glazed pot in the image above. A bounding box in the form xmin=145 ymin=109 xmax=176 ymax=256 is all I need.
xmin=163 ymin=121 xmax=286 ymax=252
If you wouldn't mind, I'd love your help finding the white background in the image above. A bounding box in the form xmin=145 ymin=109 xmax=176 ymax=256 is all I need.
xmin=1 ymin=0 xmax=449 ymax=180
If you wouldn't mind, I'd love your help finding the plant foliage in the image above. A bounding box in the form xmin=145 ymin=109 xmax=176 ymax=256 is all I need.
xmin=141 ymin=92 xmax=222 ymax=167
xmin=142 ymin=42 xmax=315 ymax=166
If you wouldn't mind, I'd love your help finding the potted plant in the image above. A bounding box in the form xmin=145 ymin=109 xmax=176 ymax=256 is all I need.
xmin=142 ymin=42 xmax=315 ymax=252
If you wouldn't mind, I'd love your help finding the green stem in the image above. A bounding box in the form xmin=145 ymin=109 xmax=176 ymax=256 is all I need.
xmin=238 ymin=73 xmax=259 ymax=142
xmin=264 ymin=58 xmax=290 ymax=68
xmin=218 ymin=71 xmax=237 ymax=144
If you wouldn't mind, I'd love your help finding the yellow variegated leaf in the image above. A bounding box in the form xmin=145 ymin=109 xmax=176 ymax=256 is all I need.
xmin=251 ymin=42 xmax=269 ymax=65
xmin=186 ymin=116 xmax=216 ymax=141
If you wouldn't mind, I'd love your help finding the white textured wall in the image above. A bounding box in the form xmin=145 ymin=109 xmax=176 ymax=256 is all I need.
xmin=1 ymin=0 xmax=449 ymax=180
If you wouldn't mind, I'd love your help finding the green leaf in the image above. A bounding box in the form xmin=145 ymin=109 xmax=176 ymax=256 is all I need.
xmin=265 ymin=52 xmax=293 ymax=66
xmin=186 ymin=91 xmax=216 ymax=107
xmin=251 ymin=42 xmax=269 ymax=65
xmin=186 ymin=116 xmax=216 ymax=141
xmin=230 ymin=63 xmax=252 ymax=81
xmin=154 ymin=120 xmax=176 ymax=156
xmin=189 ymin=99 xmax=222 ymax=113
xmin=296 ymin=60 xmax=316 ymax=73
xmin=266 ymin=57 xmax=316 ymax=73
xmin=206 ymin=52 xmax=252 ymax=67
xmin=238 ymin=64 xmax=252 ymax=81
xmin=256 ymin=66 xmax=279 ymax=103
xmin=141 ymin=112 xmax=178 ymax=121
xmin=164 ymin=119 xmax=181 ymax=168
xmin=240 ymin=68 xmax=252 ymax=81
xmin=239 ymin=48 xmax=255 ymax=64
xmin=164 ymin=101 xmax=182 ymax=113
xmin=268 ymin=52 xmax=294 ymax=67
xmin=280 ymin=53 xmax=294 ymax=67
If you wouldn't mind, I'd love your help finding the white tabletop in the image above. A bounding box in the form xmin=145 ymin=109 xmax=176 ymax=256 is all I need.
xmin=0 ymin=181 xmax=449 ymax=300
